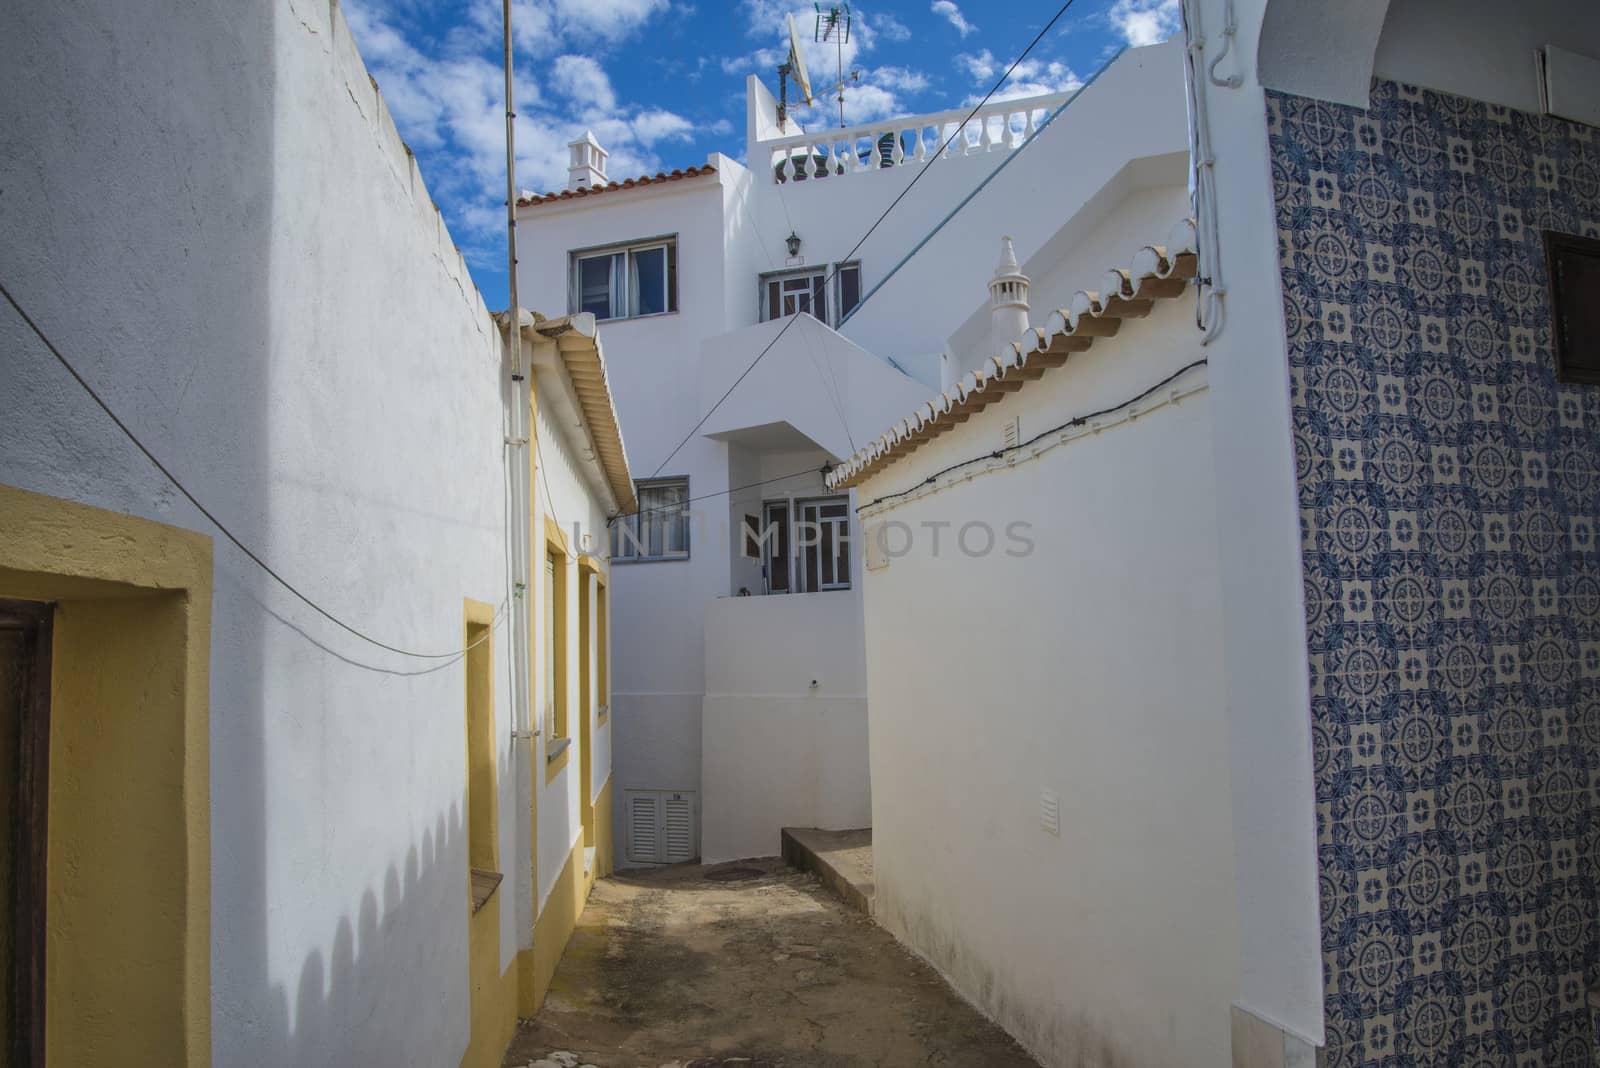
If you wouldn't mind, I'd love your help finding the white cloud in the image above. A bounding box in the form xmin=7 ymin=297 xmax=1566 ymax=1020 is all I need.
xmin=631 ymin=108 xmax=695 ymax=145
xmin=952 ymin=49 xmax=1082 ymax=108
xmin=552 ymin=54 xmax=618 ymax=114
xmin=930 ymin=1 xmax=975 ymax=37
xmin=871 ymin=65 xmax=928 ymax=92
xmin=1107 ymin=0 xmax=1181 ymax=47
xmin=472 ymin=0 xmax=669 ymax=52
xmin=551 ymin=0 xmax=671 ymax=39
xmin=956 ymin=49 xmax=995 ymax=82
xmin=875 ymin=13 xmax=911 ymax=41
xmin=343 ymin=0 xmax=698 ymax=274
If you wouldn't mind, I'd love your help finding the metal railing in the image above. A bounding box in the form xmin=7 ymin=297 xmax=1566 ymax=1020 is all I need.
xmin=761 ymin=89 xmax=1076 ymax=184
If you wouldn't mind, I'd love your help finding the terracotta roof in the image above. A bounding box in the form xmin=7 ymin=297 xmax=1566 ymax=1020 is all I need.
xmin=826 ymin=219 xmax=1199 ymax=491
xmin=517 ymin=164 xmax=717 ymax=208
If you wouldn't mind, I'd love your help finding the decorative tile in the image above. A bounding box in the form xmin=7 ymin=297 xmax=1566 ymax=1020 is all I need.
xmin=1272 ymin=76 xmax=1600 ymax=1068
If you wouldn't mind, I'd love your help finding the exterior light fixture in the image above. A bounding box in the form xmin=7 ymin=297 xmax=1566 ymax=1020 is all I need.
xmin=785 ymin=231 xmax=802 ymax=258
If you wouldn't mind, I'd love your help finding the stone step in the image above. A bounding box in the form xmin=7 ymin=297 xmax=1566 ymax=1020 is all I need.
xmin=780 ymin=826 xmax=874 ymax=916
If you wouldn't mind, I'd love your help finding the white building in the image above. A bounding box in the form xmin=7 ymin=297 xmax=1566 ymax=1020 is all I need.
xmin=0 ymin=3 xmax=635 ymax=1065
xmin=828 ymin=1 xmax=1600 ymax=1066
xmin=515 ymin=40 xmax=1187 ymax=866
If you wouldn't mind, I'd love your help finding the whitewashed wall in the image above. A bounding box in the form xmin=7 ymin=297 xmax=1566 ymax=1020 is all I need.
xmin=532 ymin=376 xmax=616 ymax=906
xmin=0 ymin=1 xmax=521 ymax=1065
xmin=857 ymin=294 xmax=1240 ymax=1067
xmin=700 ymin=585 xmax=872 ymax=864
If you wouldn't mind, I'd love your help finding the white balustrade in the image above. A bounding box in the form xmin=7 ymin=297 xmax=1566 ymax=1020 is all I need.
xmin=762 ymin=89 xmax=1074 ymax=184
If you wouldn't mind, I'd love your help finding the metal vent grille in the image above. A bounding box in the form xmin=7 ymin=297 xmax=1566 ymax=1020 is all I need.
xmin=1040 ymin=788 xmax=1060 ymax=837
xmin=663 ymin=795 xmax=695 ymax=863
xmin=626 ymin=792 xmax=659 ymax=863
xmin=624 ymin=788 xmax=697 ymax=864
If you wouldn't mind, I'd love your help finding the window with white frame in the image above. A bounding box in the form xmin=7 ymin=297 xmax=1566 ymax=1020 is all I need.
xmin=571 ymin=237 xmax=678 ymax=321
xmin=755 ymin=494 xmax=850 ymax=593
xmin=759 ymin=262 xmax=861 ymax=327
xmin=611 ymin=476 xmax=689 ymax=562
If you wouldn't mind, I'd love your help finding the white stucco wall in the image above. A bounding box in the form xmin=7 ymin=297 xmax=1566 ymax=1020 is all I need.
xmin=701 ymin=590 xmax=871 ymax=863
xmin=856 ymin=295 xmax=1240 ymax=1067
xmin=0 ymin=1 xmax=531 ymax=1064
xmin=1178 ymin=0 xmax=1329 ymax=1043
xmin=1372 ymin=0 xmax=1600 ymax=113
xmin=531 ymin=377 xmax=617 ymax=907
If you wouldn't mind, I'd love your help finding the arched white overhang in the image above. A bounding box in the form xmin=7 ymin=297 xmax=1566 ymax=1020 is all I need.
xmin=1255 ymin=0 xmax=1392 ymax=108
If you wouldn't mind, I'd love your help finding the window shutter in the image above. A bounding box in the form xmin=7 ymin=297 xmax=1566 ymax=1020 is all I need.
xmin=544 ymin=555 xmax=556 ymax=737
xmin=627 ymin=792 xmax=659 ymax=864
xmin=663 ymin=794 xmax=694 ymax=862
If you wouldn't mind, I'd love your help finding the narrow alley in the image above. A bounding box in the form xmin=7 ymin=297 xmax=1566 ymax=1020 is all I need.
xmin=504 ymin=859 xmax=1038 ymax=1068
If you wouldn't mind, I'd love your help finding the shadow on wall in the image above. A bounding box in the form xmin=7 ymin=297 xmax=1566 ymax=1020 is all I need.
xmin=0 ymin=0 xmax=512 ymax=1064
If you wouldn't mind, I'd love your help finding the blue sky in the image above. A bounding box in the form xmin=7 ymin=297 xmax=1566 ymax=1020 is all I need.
xmin=343 ymin=0 xmax=1181 ymax=306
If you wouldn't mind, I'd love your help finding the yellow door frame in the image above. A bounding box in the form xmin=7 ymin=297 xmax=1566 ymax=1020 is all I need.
xmin=0 ymin=483 xmax=211 ymax=1068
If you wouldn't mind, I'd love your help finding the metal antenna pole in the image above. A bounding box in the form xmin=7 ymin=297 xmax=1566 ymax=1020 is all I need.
xmin=837 ymin=28 xmax=845 ymax=127
xmin=502 ymin=0 xmax=520 ymax=360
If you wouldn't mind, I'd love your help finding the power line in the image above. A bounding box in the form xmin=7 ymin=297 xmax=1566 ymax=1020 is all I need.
xmin=3 ymin=279 xmax=500 ymax=661
xmin=609 ymin=463 xmax=834 ymax=526
xmin=857 ymin=358 xmax=1209 ymax=511
xmin=646 ymin=0 xmax=1083 ymax=481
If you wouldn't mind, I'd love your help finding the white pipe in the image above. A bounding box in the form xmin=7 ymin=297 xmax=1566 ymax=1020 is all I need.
xmin=502 ymin=0 xmax=534 ymax=742
xmin=1181 ymin=0 xmax=1232 ymax=345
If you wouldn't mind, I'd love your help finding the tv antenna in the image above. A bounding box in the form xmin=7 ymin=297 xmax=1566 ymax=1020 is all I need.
xmin=776 ymin=13 xmax=813 ymax=130
xmin=814 ymin=3 xmax=853 ymax=127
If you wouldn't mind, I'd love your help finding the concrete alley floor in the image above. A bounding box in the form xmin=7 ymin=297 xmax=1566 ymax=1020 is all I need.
xmin=503 ymin=856 xmax=1038 ymax=1068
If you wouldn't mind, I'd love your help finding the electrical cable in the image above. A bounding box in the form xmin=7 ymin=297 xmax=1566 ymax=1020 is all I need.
xmin=610 ymin=462 xmax=834 ymax=527
xmin=857 ymin=358 xmax=1209 ymax=511
xmin=3 ymin=278 xmax=500 ymax=661
xmin=646 ymin=0 xmax=1084 ymax=481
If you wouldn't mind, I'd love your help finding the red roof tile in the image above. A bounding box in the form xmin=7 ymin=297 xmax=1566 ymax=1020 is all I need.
xmin=517 ymin=164 xmax=717 ymax=208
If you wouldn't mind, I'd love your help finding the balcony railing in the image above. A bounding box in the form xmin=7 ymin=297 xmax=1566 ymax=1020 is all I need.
xmin=761 ymin=89 xmax=1075 ymax=184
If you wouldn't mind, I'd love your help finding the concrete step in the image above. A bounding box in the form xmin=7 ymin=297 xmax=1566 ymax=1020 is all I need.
xmin=781 ymin=826 xmax=874 ymax=916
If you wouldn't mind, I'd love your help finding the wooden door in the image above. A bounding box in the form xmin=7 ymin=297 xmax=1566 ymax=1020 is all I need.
xmin=0 ymin=600 xmax=50 ymax=1068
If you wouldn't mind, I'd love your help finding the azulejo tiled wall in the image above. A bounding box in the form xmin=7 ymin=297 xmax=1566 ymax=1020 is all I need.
xmin=1269 ymin=80 xmax=1600 ymax=1067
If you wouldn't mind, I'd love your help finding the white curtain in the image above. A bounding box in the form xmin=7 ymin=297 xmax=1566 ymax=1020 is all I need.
xmin=609 ymin=252 xmax=627 ymax=320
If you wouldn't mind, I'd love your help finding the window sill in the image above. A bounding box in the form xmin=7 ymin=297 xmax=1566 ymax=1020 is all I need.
xmin=469 ymin=868 xmax=502 ymax=914
xmin=586 ymin=310 xmax=680 ymax=325
xmin=547 ymin=736 xmax=572 ymax=763
xmin=611 ymin=553 xmax=691 ymax=565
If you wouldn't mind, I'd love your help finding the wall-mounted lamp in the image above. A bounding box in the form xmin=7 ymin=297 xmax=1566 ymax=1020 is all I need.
xmin=785 ymin=230 xmax=802 ymax=258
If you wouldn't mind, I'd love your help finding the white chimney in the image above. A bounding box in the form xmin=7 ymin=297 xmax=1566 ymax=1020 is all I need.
xmin=988 ymin=236 xmax=1030 ymax=352
xmin=567 ymin=130 xmax=608 ymax=191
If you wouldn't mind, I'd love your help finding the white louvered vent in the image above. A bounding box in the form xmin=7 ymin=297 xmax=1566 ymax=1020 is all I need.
xmin=624 ymin=788 xmax=697 ymax=864
xmin=626 ymin=791 xmax=659 ymax=864
xmin=663 ymin=794 xmax=695 ymax=863
xmin=1040 ymin=788 xmax=1060 ymax=837
xmin=1003 ymin=415 xmax=1021 ymax=451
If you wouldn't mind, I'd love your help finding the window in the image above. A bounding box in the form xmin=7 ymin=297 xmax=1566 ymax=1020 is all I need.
xmin=612 ymin=476 xmax=689 ymax=562
xmin=544 ymin=549 xmax=568 ymax=745
xmin=596 ymin=582 xmax=609 ymax=721
xmin=756 ymin=495 xmax=849 ymax=594
xmin=799 ymin=497 xmax=851 ymax=592
xmin=1546 ymin=230 xmax=1600 ymax=384
xmin=463 ymin=601 xmax=499 ymax=912
xmin=571 ymin=237 xmax=677 ymax=321
xmin=759 ymin=262 xmax=861 ymax=327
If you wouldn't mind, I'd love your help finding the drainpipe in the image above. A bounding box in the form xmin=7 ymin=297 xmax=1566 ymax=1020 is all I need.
xmin=503 ymin=0 xmax=534 ymax=745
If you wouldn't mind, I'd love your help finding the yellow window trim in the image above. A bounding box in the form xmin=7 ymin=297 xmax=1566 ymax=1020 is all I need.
xmin=544 ymin=736 xmax=571 ymax=783
xmin=577 ymin=553 xmax=605 ymax=579
xmin=0 ymin=482 xmax=212 ymax=1068
xmin=544 ymin=514 xmax=572 ymax=558
xmin=462 ymin=597 xmax=498 ymax=881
